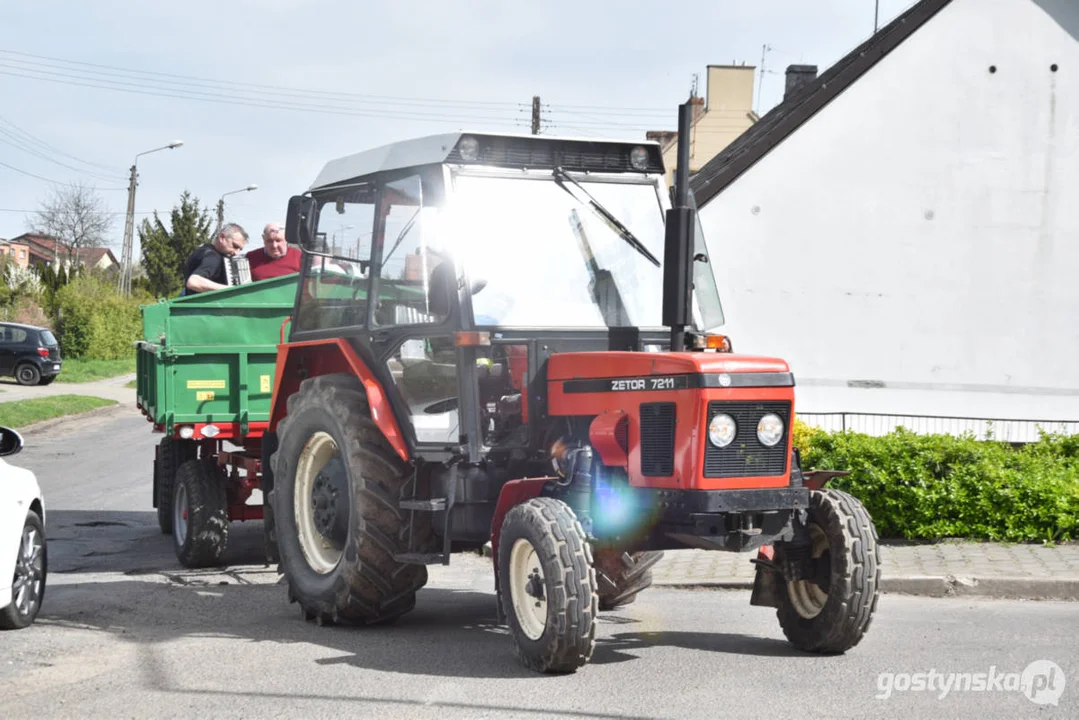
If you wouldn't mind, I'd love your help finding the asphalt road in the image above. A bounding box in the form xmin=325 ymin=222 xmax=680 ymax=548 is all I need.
xmin=2 ymin=407 xmax=1077 ymax=719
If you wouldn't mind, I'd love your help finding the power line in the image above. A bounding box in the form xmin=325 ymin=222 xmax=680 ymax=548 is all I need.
xmin=0 ymin=114 xmax=123 ymax=173
xmin=0 ymin=49 xmax=684 ymax=123
xmin=0 ymin=49 xmax=523 ymax=111
xmin=0 ymin=127 xmax=124 ymax=182
xmin=0 ymin=159 xmax=125 ymax=189
xmin=0 ymin=207 xmax=153 ymax=215
xmin=0 ymin=64 xmax=529 ymax=126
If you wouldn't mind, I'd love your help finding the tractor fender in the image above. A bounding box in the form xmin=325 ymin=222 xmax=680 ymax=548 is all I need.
xmin=268 ymin=338 xmax=410 ymax=463
xmin=489 ymin=477 xmax=554 ymax=564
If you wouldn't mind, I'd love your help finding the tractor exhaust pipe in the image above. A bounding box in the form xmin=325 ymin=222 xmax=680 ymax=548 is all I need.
xmin=662 ymin=102 xmax=695 ymax=352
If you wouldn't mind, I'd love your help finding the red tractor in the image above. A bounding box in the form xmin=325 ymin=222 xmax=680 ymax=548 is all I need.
xmin=264 ymin=103 xmax=880 ymax=673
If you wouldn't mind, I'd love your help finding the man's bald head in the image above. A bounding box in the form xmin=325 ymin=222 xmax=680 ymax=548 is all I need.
xmin=262 ymin=222 xmax=287 ymax=259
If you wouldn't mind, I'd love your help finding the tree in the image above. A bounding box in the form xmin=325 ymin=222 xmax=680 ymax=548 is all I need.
xmin=139 ymin=190 xmax=214 ymax=298
xmin=31 ymin=181 xmax=114 ymax=266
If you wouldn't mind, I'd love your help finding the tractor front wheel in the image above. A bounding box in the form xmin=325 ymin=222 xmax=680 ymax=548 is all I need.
xmin=776 ymin=488 xmax=880 ymax=653
xmin=269 ymin=374 xmax=431 ymax=626
xmin=497 ymin=497 xmax=598 ymax=673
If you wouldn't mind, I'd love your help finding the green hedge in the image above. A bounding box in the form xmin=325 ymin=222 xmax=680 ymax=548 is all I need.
xmin=796 ymin=422 xmax=1079 ymax=544
xmin=54 ymin=275 xmax=150 ymax=360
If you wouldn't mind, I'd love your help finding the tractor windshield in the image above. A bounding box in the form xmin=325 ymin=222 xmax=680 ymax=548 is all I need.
xmin=441 ymin=171 xmax=722 ymax=330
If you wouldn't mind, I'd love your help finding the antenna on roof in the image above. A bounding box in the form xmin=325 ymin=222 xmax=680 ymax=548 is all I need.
xmin=690 ymin=73 xmax=699 ymax=98
xmin=757 ymin=43 xmax=773 ymax=114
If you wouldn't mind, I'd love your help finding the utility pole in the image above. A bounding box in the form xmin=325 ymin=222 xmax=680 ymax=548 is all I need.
xmin=117 ymin=164 xmax=138 ymax=296
xmin=531 ymin=95 xmax=541 ymax=135
xmin=874 ymin=0 xmax=880 ymax=32
xmin=116 ymin=140 xmax=184 ymax=296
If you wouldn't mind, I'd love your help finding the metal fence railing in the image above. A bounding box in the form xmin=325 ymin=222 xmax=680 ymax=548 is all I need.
xmin=795 ymin=412 xmax=1079 ymax=444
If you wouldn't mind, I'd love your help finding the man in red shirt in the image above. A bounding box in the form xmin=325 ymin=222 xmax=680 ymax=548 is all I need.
xmin=247 ymin=222 xmax=302 ymax=280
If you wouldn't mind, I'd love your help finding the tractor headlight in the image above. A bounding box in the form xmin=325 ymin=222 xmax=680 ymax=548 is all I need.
xmin=708 ymin=413 xmax=737 ymax=447
xmin=756 ymin=413 xmax=784 ymax=447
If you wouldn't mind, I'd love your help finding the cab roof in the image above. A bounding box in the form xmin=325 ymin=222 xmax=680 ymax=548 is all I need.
xmin=307 ymin=131 xmax=664 ymax=192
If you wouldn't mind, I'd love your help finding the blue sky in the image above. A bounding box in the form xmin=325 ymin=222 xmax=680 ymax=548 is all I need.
xmin=0 ymin=0 xmax=914 ymax=256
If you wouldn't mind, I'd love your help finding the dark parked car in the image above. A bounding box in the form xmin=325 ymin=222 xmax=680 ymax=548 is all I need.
xmin=0 ymin=322 xmax=62 ymax=386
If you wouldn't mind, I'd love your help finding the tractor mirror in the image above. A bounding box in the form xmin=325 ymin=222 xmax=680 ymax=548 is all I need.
xmin=286 ymin=196 xmax=319 ymax=250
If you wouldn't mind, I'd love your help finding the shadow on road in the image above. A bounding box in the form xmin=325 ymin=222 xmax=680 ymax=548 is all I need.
xmin=594 ymin=630 xmax=806 ymax=662
xmin=33 ymin=508 xmax=803 ymax=683
xmin=45 ymin=509 xmax=270 ymax=574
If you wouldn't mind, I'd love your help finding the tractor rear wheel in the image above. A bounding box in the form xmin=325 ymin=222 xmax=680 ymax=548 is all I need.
xmin=594 ymin=550 xmax=664 ymax=611
xmin=497 ymin=497 xmax=598 ymax=673
xmin=269 ymin=373 xmax=432 ymax=626
xmin=776 ymin=488 xmax=880 ymax=653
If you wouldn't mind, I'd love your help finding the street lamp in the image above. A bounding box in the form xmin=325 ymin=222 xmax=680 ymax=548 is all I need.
xmin=117 ymin=140 xmax=184 ymax=296
xmin=215 ymin=184 xmax=259 ymax=231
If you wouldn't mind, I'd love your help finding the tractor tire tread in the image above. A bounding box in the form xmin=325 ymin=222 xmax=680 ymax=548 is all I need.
xmin=777 ymin=488 xmax=880 ymax=654
xmin=498 ymin=497 xmax=597 ymax=673
xmin=271 ymin=373 xmax=433 ymax=627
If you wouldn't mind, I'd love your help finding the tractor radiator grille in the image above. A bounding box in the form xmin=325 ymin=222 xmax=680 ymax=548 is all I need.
xmin=704 ymin=402 xmax=790 ymax=478
xmin=639 ymin=402 xmax=676 ymax=476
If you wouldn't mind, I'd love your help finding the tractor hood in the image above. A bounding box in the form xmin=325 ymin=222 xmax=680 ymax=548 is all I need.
xmin=547 ymin=352 xmax=793 ymax=388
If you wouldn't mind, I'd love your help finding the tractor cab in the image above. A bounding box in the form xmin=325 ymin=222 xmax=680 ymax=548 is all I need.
xmin=284 ymin=132 xmax=726 ymax=456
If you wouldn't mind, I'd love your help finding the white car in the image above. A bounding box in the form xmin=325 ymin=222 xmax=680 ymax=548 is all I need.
xmin=0 ymin=426 xmax=46 ymax=630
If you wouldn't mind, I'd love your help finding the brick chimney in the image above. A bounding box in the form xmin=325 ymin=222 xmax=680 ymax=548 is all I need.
xmin=784 ymin=64 xmax=818 ymax=101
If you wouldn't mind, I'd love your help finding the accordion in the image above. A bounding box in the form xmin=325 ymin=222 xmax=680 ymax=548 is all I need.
xmin=224 ymin=255 xmax=252 ymax=286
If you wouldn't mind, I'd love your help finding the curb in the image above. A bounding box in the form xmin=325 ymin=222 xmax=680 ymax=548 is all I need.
xmin=482 ymin=544 xmax=1077 ymax=600
xmin=15 ymin=402 xmax=128 ymax=434
xmin=653 ymin=576 xmax=1079 ymax=601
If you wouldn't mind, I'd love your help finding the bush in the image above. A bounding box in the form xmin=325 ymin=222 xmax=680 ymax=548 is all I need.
xmin=54 ymin=275 xmax=151 ymax=360
xmin=2 ymin=296 xmax=51 ymax=328
xmin=794 ymin=421 xmax=1079 ymax=544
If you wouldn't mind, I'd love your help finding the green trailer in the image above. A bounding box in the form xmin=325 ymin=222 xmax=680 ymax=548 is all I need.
xmin=136 ymin=273 xmax=298 ymax=568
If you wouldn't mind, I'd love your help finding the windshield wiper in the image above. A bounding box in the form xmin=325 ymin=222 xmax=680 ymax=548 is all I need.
xmin=553 ymin=167 xmax=661 ymax=267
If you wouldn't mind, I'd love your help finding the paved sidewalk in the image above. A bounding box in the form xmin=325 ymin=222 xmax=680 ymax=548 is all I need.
xmin=0 ymin=373 xmax=137 ymax=405
xmin=651 ymin=542 xmax=1079 ymax=599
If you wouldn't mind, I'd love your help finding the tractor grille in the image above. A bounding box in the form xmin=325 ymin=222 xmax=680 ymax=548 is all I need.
xmin=704 ymin=402 xmax=790 ymax=478
xmin=639 ymin=402 xmax=676 ymax=476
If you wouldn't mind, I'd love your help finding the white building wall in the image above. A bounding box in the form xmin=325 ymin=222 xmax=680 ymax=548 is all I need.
xmin=698 ymin=0 xmax=1079 ymax=439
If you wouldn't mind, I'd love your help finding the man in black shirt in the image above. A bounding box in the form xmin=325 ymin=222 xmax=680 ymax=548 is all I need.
xmin=183 ymin=223 xmax=249 ymax=294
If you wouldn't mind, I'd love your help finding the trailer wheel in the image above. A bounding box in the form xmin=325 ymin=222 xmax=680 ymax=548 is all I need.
xmin=497 ymin=497 xmax=597 ymax=673
xmin=156 ymin=437 xmax=197 ymax=535
xmin=594 ymin=549 xmax=664 ymax=611
xmin=172 ymin=458 xmax=229 ymax=568
xmin=260 ymin=431 xmax=279 ymax=564
xmin=269 ymin=373 xmax=431 ymax=626
xmin=776 ymin=488 xmax=880 ymax=654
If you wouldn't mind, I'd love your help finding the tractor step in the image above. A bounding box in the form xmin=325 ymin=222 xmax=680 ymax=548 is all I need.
xmin=400 ymin=498 xmax=447 ymax=511
xmin=393 ymin=552 xmax=447 ymax=565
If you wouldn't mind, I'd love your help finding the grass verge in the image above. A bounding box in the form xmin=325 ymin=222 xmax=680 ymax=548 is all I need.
xmin=0 ymin=395 xmax=118 ymax=428
xmin=56 ymin=357 xmax=137 ymax=383
xmin=126 ymin=379 xmax=137 ymax=388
